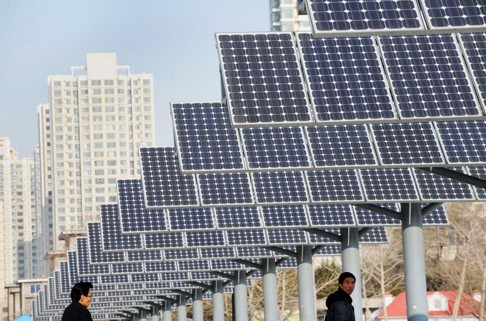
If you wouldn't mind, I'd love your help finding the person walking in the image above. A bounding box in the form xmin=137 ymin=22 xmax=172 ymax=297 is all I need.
xmin=325 ymin=272 xmax=356 ymax=321
xmin=61 ymin=281 xmax=94 ymax=321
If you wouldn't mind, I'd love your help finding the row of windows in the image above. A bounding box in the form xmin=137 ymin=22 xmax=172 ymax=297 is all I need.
xmin=51 ymin=105 xmax=152 ymax=114
xmin=54 ymin=97 xmax=152 ymax=105
xmin=52 ymin=78 xmax=151 ymax=87
xmin=54 ymin=88 xmax=151 ymax=96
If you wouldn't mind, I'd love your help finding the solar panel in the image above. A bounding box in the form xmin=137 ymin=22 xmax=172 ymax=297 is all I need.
xmin=420 ymin=0 xmax=486 ymax=29
xmin=197 ymin=172 xmax=254 ymax=206
xmin=297 ymin=34 xmax=397 ymax=122
xmin=171 ymin=102 xmax=245 ymax=172
xmin=216 ymin=32 xmax=313 ymax=126
xmin=87 ymin=223 xmax=125 ymax=264
xmin=305 ymin=170 xmax=364 ymax=202
xmin=226 ymin=229 xmax=268 ymax=246
xmin=413 ymin=167 xmax=476 ymax=201
xmin=306 ymin=125 xmax=378 ymax=167
xmin=466 ymin=166 xmax=486 ymax=199
xmin=304 ymin=0 xmax=424 ymax=35
xmin=459 ymin=33 xmax=486 ymax=114
xmin=421 ymin=204 xmax=449 ymax=225
xmin=185 ymin=231 xmax=226 ymax=248
xmin=76 ymin=238 xmax=110 ymax=276
xmin=140 ymin=147 xmax=199 ymax=207
xmin=267 ymin=229 xmax=309 ymax=245
xmin=214 ymin=207 xmax=262 ymax=229
xmin=252 ymin=171 xmax=309 ymax=204
xmin=126 ymin=249 xmax=163 ymax=262
xmin=59 ymin=262 xmax=70 ymax=294
xmin=378 ymin=34 xmax=481 ymax=120
xmin=100 ymin=204 xmax=143 ymax=251
xmin=307 ymin=204 xmax=356 ymax=226
xmin=260 ymin=205 xmax=309 ymax=228
xmin=359 ymin=168 xmax=420 ymax=201
xmin=168 ymin=208 xmax=215 ymax=231
xmin=353 ymin=203 xmax=401 ymax=226
xmin=359 ymin=227 xmax=389 ymax=243
xmin=111 ymin=263 xmax=144 ymax=274
xmin=163 ymin=249 xmax=200 ymax=261
xmin=145 ymin=261 xmax=177 ymax=273
xmin=100 ymin=275 xmax=130 ymax=284
xmin=240 ymin=127 xmax=312 ymax=169
xmin=370 ymin=122 xmax=445 ymax=166
xmin=143 ymin=232 xmax=185 ymax=249
xmin=435 ymin=121 xmax=486 ymax=164
xmin=118 ymin=179 xmax=168 ymax=232
xmin=200 ymin=247 xmax=236 ymax=259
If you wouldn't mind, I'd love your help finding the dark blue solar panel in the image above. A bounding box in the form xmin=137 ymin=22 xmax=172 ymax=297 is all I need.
xmin=197 ymin=173 xmax=254 ymax=206
xmin=313 ymin=244 xmax=342 ymax=255
xmin=379 ymin=35 xmax=481 ymax=119
xmin=216 ymin=33 xmax=313 ymax=125
xmin=163 ymin=249 xmax=200 ymax=261
xmin=143 ymin=232 xmax=185 ymax=249
xmin=210 ymin=259 xmax=248 ymax=270
xmin=168 ymin=208 xmax=215 ymax=231
xmin=354 ymin=203 xmax=401 ymax=225
xmin=305 ymin=0 xmax=424 ymax=33
xmin=160 ymin=273 xmax=190 ymax=282
xmin=307 ymin=204 xmax=356 ymax=226
xmin=140 ymin=147 xmax=199 ymax=207
xmin=459 ymin=33 xmax=486 ymax=113
xmin=100 ymin=204 xmax=143 ymax=251
xmin=131 ymin=273 xmax=161 ymax=282
xmin=466 ymin=166 xmax=486 ymax=199
xmin=421 ymin=204 xmax=449 ymax=225
xmin=76 ymin=238 xmax=110 ymax=276
xmin=435 ymin=121 xmax=486 ymax=163
xmin=240 ymin=127 xmax=311 ymax=169
xmin=421 ymin=0 xmax=486 ymax=28
xmin=178 ymin=261 xmax=211 ymax=272
xmin=306 ymin=125 xmax=378 ymax=167
xmin=266 ymin=229 xmax=308 ymax=245
xmin=185 ymin=231 xmax=226 ymax=247
xmin=226 ymin=230 xmax=267 ymax=246
xmin=60 ymin=262 xmax=70 ymax=294
xmin=200 ymin=247 xmax=236 ymax=259
xmin=118 ymin=179 xmax=168 ymax=232
xmin=360 ymin=227 xmax=388 ymax=243
xmin=100 ymin=275 xmax=130 ymax=284
xmin=297 ymin=34 xmax=397 ymax=122
xmin=260 ymin=205 xmax=309 ymax=228
xmin=413 ymin=167 xmax=476 ymax=201
xmin=214 ymin=207 xmax=262 ymax=229
xmin=126 ymin=250 xmax=162 ymax=262
xmin=171 ymin=102 xmax=245 ymax=172
xmin=145 ymin=261 xmax=177 ymax=272
xmin=252 ymin=171 xmax=309 ymax=204
xmin=87 ymin=223 xmax=125 ymax=264
xmin=305 ymin=170 xmax=364 ymax=202
xmin=371 ymin=122 xmax=445 ymax=165
xmin=111 ymin=263 xmax=144 ymax=274
xmin=359 ymin=168 xmax=420 ymax=201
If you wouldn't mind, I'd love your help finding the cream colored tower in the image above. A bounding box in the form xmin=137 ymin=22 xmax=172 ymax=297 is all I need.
xmin=39 ymin=53 xmax=155 ymax=253
xmin=270 ymin=0 xmax=311 ymax=31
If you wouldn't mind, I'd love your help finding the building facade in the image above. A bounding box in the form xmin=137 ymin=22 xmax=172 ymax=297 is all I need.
xmin=270 ymin=0 xmax=311 ymax=31
xmin=38 ymin=53 xmax=155 ymax=254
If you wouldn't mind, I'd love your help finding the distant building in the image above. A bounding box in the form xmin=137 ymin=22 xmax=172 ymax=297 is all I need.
xmin=38 ymin=53 xmax=155 ymax=255
xmin=270 ymin=0 xmax=311 ymax=31
xmin=374 ymin=291 xmax=484 ymax=321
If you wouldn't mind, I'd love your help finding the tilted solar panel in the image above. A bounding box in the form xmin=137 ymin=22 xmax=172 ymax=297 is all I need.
xmin=420 ymin=0 xmax=486 ymax=29
xmin=307 ymin=204 xmax=356 ymax=226
xmin=305 ymin=170 xmax=364 ymax=202
xmin=197 ymin=172 xmax=255 ymax=206
xmin=252 ymin=171 xmax=309 ymax=204
xmin=359 ymin=168 xmax=420 ymax=201
xmin=87 ymin=222 xmax=125 ymax=264
xmin=413 ymin=167 xmax=476 ymax=201
xmin=260 ymin=205 xmax=309 ymax=228
xmin=100 ymin=204 xmax=143 ymax=251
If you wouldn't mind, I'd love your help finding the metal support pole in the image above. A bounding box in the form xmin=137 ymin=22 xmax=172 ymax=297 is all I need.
xmin=177 ymin=295 xmax=187 ymax=321
xmin=401 ymin=203 xmax=429 ymax=321
xmin=234 ymin=270 xmax=249 ymax=321
xmin=212 ymin=280 xmax=225 ymax=321
xmin=341 ymin=227 xmax=363 ymax=321
xmin=262 ymin=258 xmax=279 ymax=321
xmin=163 ymin=301 xmax=172 ymax=321
xmin=192 ymin=288 xmax=203 ymax=321
xmin=297 ymin=246 xmax=317 ymax=321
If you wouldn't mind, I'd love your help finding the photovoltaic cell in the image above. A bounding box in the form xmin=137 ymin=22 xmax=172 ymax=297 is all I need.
xmin=143 ymin=232 xmax=185 ymax=249
xmin=359 ymin=168 xmax=420 ymax=201
xmin=307 ymin=204 xmax=356 ymax=226
xmin=87 ymin=223 xmax=125 ymax=264
xmin=216 ymin=32 xmax=313 ymax=126
xmin=305 ymin=0 xmax=424 ymax=34
xmin=266 ymin=229 xmax=308 ymax=245
xmin=297 ymin=34 xmax=397 ymax=122
xmin=126 ymin=250 xmax=162 ymax=262
xmin=359 ymin=227 xmax=388 ymax=243
xmin=378 ymin=35 xmax=481 ymax=120
xmin=140 ymin=147 xmax=199 ymax=208
xmin=100 ymin=204 xmax=143 ymax=251
xmin=215 ymin=207 xmax=262 ymax=229
xmin=226 ymin=230 xmax=267 ymax=246
xmin=421 ymin=204 xmax=449 ymax=225
xmin=240 ymin=127 xmax=311 ymax=169
xmin=435 ymin=121 xmax=486 ymax=164
xmin=76 ymin=238 xmax=110 ymax=276
xmin=305 ymin=170 xmax=364 ymax=202
xmin=163 ymin=249 xmax=200 ymax=261
xmin=171 ymin=102 xmax=245 ymax=172
xmin=354 ymin=203 xmax=401 ymax=226
xmin=459 ymin=33 xmax=486 ymax=113
xmin=370 ymin=123 xmax=445 ymax=165
xmin=466 ymin=166 xmax=486 ymax=199
xmin=186 ymin=230 xmax=226 ymax=248
xmin=260 ymin=205 xmax=309 ymax=228
xmin=306 ymin=125 xmax=378 ymax=167
xmin=117 ymin=180 xmax=167 ymax=232
xmin=314 ymin=244 xmax=341 ymax=255
xmin=420 ymin=0 xmax=486 ymax=29
xmin=197 ymin=173 xmax=254 ymax=206
xmin=111 ymin=263 xmax=144 ymax=274
xmin=145 ymin=261 xmax=177 ymax=273
xmin=413 ymin=167 xmax=476 ymax=201
xmin=168 ymin=208 xmax=215 ymax=231
xmin=253 ymin=171 xmax=309 ymax=204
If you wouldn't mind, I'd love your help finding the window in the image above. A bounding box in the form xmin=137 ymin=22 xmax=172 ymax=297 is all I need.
xmin=91 ymin=80 xmax=101 ymax=86
xmin=104 ymin=79 xmax=114 ymax=86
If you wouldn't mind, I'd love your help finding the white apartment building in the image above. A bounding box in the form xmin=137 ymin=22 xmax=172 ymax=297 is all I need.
xmin=38 ymin=53 xmax=155 ymax=253
xmin=270 ymin=0 xmax=311 ymax=31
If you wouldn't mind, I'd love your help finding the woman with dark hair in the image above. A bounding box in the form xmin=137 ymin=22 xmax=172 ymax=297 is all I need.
xmin=61 ymin=281 xmax=94 ymax=321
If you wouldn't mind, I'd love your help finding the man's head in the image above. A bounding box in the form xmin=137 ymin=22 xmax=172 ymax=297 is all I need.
xmin=70 ymin=281 xmax=93 ymax=307
xmin=338 ymin=272 xmax=356 ymax=295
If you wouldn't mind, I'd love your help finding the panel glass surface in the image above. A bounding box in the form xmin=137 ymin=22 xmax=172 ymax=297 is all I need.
xmin=307 ymin=204 xmax=356 ymax=226
xmin=197 ymin=173 xmax=254 ymax=206
xmin=87 ymin=222 xmax=125 ymax=263
xmin=185 ymin=231 xmax=226 ymax=248
xmin=421 ymin=204 xmax=449 ymax=225
xmin=466 ymin=166 xmax=486 ymax=199
xmin=252 ymin=171 xmax=309 ymax=204
xmin=76 ymin=238 xmax=110 ymax=276
xmin=266 ymin=229 xmax=308 ymax=245
xmin=420 ymin=0 xmax=486 ymax=29
xmin=100 ymin=204 xmax=143 ymax=251
xmin=459 ymin=33 xmax=486 ymax=113
xmin=143 ymin=232 xmax=185 ymax=249
xmin=413 ymin=167 xmax=476 ymax=201
xmin=168 ymin=208 xmax=215 ymax=231
xmin=305 ymin=0 xmax=424 ymax=33
xmin=378 ymin=35 xmax=481 ymax=119
xmin=216 ymin=32 xmax=313 ymax=125
xmin=215 ymin=207 xmax=262 ymax=229
xmin=359 ymin=168 xmax=420 ymax=201
xmin=354 ymin=203 xmax=401 ymax=226
xmin=171 ymin=102 xmax=245 ymax=172
xmin=260 ymin=205 xmax=309 ymax=228
xmin=297 ymin=34 xmax=397 ymax=121
xmin=305 ymin=170 xmax=364 ymax=202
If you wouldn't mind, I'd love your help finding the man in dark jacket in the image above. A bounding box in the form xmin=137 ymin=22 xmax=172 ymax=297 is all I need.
xmin=325 ymin=272 xmax=356 ymax=321
xmin=61 ymin=281 xmax=94 ymax=321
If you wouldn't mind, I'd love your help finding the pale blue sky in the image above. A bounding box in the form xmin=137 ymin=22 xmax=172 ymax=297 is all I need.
xmin=0 ymin=0 xmax=270 ymax=157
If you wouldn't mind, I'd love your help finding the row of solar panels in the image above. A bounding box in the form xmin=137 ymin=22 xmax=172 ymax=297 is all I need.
xmin=216 ymin=33 xmax=486 ymax=126
xmin=303 ymin=0 xmax=486 ymax=35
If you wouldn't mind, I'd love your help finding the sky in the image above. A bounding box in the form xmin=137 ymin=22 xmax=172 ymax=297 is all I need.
xmin=0 ymin=0 xmax=270 ymax=157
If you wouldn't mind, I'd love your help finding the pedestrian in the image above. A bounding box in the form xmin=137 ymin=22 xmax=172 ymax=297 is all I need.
xmin=61 ymin=281 xmax=94 ymax=321
xmin=325 ymin=272 xmax=356 ymax=321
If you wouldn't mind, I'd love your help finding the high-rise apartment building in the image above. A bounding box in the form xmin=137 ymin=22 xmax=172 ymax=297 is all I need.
xmin=38 ymin=53 xmax=155 ymax=252
xmin=270 ymin=0 xmax=311 ymax=31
